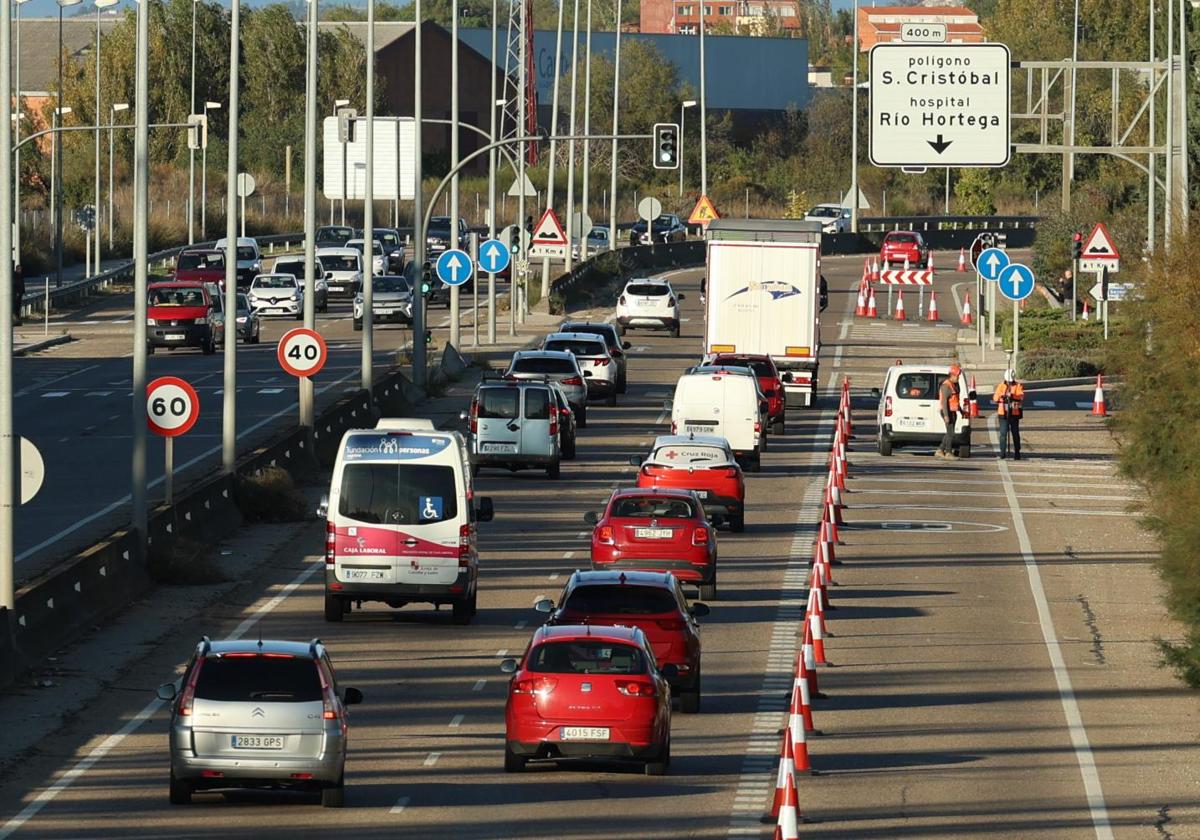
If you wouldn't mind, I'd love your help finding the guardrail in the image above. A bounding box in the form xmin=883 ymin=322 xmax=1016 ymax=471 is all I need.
xmin=855 ymin=214 xmax=1038 ymax=233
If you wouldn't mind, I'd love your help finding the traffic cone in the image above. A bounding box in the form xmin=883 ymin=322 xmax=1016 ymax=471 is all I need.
xmin=788 ymin=684 xmax=814 ymax=774
xmin=927 ymin=290 xmax=940 ymax=322
xmin=928 ymin=251 xmax=935 ymax=273
xmin=1082 ymin=299 xmax=1090 ymax=321
xmin=862 ymin=259 xmax=871 ymax=283
xmin=903 ymin=255 xmax=911 ymax=272
xmin=802 ymin=623 xmax=823 ymax=697
xmin=969 ymin=376 xmax=980 ymax=419
xmin=957 ymin=247 xmax=967 ymax=272
xmin=1092 ymin=374 xmax=1107 ymax=416
xmin=870 ymin=257 xmax=880 ymax=281
xmin=776 ymin=766 xmax=803 ymax=838
xmin=794 ymin=651 xmax=819 ymax=733
xmin=894 ymin=289 xmax=907 ymax=321
xmin=961 ymin=292 xmax=973 ymax=326
xmin=855 ymin=285 xmax=867 ymax=317
xmin=767 ymin=729 xmax=796 ymax=819
xmin=808 ymin=598 xmax=828 ymax=664
xmin=883 ymin=257 xmax=890 ymax=274
xmin=866 ymin=287 xmax=878 ymax=318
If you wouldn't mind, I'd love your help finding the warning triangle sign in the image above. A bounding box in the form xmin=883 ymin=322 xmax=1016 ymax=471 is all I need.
xmin=688 ymin=195 xmax=720 ymax=226
xmin=1082 ymin=222 xmax=1120 ymax=259
xmin=531 ymin=208 xmax=568 ymax=246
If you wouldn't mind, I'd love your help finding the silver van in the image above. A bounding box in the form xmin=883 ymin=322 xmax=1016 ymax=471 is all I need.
xmin=466 ymin=378 xmax=562 ymax=478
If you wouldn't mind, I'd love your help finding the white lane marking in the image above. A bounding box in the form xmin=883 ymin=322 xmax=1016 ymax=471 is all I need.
xmin=390 ymin=796 xmax=411 ymax=815
xmin=576 ymin=531 xmax=587 ymax=539
xmin=514 ymin=621 xmax=527 ymax=630
xmin=472 ymin=679 xmax=487 ymax=692
xmin=838 ymin=320 xmax=851 ymax=341
xmin=41 ymin=392 xmax=68 ymax=399
xmin=853 ymin=502 xmax=1132 ymax=517
xmin=1075 ymin=401 xmax=1094 ymax=409
xmin=990 ymin=416 xmax=1114 ymax=840
xmin=14 ymin=363 xmax=99 ymax=398
xmin=423 ymin=753 xmax=441 ymax=767
xmin=548 ymin=573 xmax=559 ymax=581
xmin=496 ymin=649 xmax=508 ymax=658
xmin=863 ymin=488 xmax=1140 ymax=503
xmin=84 ymin=391 xmax=113 ymax=397
xmin=0 ymin=560 xmax=322 ymax=838
xmin=1033 ymin=400 xmax=1056 ymax=408
xmin=257 ymin=388 xmax=285 ymax=395
xmin=449 ymin=714 xmax=464 ymax=728
xmin=563 ymin=551 xmax=574 ymax=559
xmin=654 ymin=410 xmax=669 ymax=425
xmin=15 ymin=365 xmax=360 ymax=564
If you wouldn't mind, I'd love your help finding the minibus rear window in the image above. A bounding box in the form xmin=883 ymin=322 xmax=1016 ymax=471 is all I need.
xmin=339 ymin=464 xmax=458 ymax=525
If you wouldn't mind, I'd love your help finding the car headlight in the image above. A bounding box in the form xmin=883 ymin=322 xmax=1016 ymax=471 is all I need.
xmin=194 ymin=317 xmax=208 ymax=324
xmin=146 ymin=317 xmax=156 ymax=326
xmin=236 ymin=316 xmax=247 ymax=324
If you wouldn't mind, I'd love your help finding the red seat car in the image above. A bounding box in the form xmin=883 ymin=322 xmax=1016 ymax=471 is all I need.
xmin=501 ymin=624 xmax=674 ymax=775
xmin=536 ymin=570 xmax=709 ymax=713
xmin=706 ymin=353 xmax=787 ymax=433
xmin=632 ymin=435 xmax=746 ymax=533
xmin=880 ymin=230 xmax=930 ymax=268
xmin=586 ymin=488 xmax=718 ymax=599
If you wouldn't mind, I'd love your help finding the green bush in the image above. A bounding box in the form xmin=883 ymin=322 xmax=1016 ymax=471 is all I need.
xmin=995 ymin=306 xmax=1108 ymax=378
xmin=1016 ymin=350 xmax=1102 ymax=381
xmin=235 ymin=466 xmax=309 ymax=523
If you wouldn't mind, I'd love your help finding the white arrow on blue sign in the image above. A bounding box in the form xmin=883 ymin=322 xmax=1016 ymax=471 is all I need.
xmin=997 ymin=263 xmax=1036 ymax=301
xmin=435 ymin=248 xmax=472 ymax=287
xmin=478 ymin=238 xmax=511 ymax=274
xmin=978 ymin=247 xmax=1009 ymax=282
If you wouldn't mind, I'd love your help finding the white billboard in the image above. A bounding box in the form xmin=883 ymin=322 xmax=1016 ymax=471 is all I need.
xmin=322 ymin=116 xmax=416 ymax=201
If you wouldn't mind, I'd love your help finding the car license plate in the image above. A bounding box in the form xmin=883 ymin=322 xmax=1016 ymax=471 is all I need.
xmin=231 ymin=735 xmax=284 ymax=750
xmin=635 ymin=528 xmax=673 ymax=539
xmin=329 ymin=285 xmax=343 ymax=292
xmin=343 ymin=569 xmax=386 ymax=581
xmin=165 ymin=333 xmax=186 ymax=341
xmin=896 ymin=418 xmax=925 ymax=429
xmin=684 ymin=424 xmax=714 ymax=435
xmin=481 ymin=442 xmax=518 ymax=453
xmin=560 ymin=727 xmax=610 ymax=741
xmin=693 ymin=490 xmax=709 ymax=498
xmin=637 ymin=299 xmax=655 ymax=307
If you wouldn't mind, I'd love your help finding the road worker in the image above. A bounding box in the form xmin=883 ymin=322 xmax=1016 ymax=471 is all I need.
xmin=936 ymin=363 xmax=962 ymax=459
xmin=993 ymin=369 xmax=1025 ymax=460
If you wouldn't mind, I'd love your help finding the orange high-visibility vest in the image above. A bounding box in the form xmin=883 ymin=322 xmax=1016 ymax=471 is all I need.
xmin=993 ymin=382 xmax=1025 ymax=416
xmin=940 ymin=378 xmax=960 ymax=413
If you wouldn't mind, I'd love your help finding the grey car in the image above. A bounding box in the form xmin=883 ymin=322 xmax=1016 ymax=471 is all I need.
xmin=504 ymin=349 xmax=590 ymax=428
xmin=234 ymin=293 xmax=261 ymax=344
xmin=353 ymin=275 xmax=413 ymax=330
xmin=157 ymin=637 xmax=363 ymax=808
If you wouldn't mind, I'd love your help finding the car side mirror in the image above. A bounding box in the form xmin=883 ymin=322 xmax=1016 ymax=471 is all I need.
xmin=662 ymin=399 xmax=674 ymax=412
xmin=871 ymin=387 xmax=881 ymax=399
xmin=325 ymin=272 xmax=333 ymax=279
xmin=677 ymin=293 xmax=686 ymax=301
xmin=476 ymin=496 xmax=495 ymax=522
xmin=459 ymin=410 xmax=469 ymax=422
xmin=583 ymin=370 xmax=593 ymax=378
xmin=534 ymin=598 xmax=555 ymax=613
xmin=781 ymin=372 xmax=794 ymax=383
xmin=690 ymin=602 xmax=711 ymax=618
xmin=342 ymin=686 xmax=364 ymax=705
xmin=156 ymin=682 xmax=177 ymax=701
xmin=500 ymin=658 xmax=518 ymax=674
xmin=628 ymin=456 xmax=643 ymax=467
xmin=660 ymin=663 xmax=679 ymax=679
xmin=583 ymin=510 xmax=599 ymax=525
xmin=316 ymin=494 xmax=329 ymax=519
xmin=622 ymin=341 xmax=632 ymax=350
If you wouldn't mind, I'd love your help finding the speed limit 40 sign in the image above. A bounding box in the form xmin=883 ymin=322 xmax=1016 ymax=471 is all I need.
xmin=146 ymin=376 xmax=200 ymax=437
xmin=277 ymin=327 xmax=328 ymax=378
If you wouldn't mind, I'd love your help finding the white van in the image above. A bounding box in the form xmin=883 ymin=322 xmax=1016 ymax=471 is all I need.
xmin=669 ymin=371 xmax=765 ymax=471
xmin=872 ymin=364 xmax=973 ymax=457
xmin=320 ymin=420 xmax=494 ymax=625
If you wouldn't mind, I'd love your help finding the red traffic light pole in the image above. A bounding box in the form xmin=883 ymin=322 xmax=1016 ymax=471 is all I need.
xmin=1071 ymin=231 xmax=1083 ymax=321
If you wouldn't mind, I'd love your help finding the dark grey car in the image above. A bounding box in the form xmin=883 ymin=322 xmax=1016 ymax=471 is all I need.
xmin=234 ymin=293 xmax=261 ymax=344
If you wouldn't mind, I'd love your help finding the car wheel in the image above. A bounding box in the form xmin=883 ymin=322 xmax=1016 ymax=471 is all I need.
xmin=670 ymin=324 xmax=680 ymax=339
xmin=323 ymin=592 xmax=344 ymax=623
xmin=606 ymin=391 xmax=617 ymax=407
xmin=563 ymin=438 xmax=577 ymax=460
xmin=147 ymin=345 xmax=155 ymax=355
xmin=470 ymin=587 xmax=478 ymax=616
xmin=295 ymin=311 xmax=303 ymax=321
xmin=577 ymin=406 xmax=588 ymax=429
xmin=774 ymin=415 xmax=786 ymax=434
xmin=353 ymin=320 xmax=363 ymax=332
xmin=730 ymin=513 xmax=746 ymax=533
xmin=452 ymin=596 xmax=473 ymax=625
xmin=644 ymin=737 xmax=670 ymax=776
xmin=321 ymin=775 xmax=345 ymax=809
xmin=750 ymin=454 xmax=762 ymax=473
xmin=168 ymin=771 xmax=192 ymax=805
xmin=699 ymin=581 xmax=717 ymax=601
xmin=679 ymin=671 xmax=702 ymax=714
xmin=879 ymin=436 xmax=893 ymax=456
xmin=201 ymin=338 xmax=215 ymax=356
xmin=470 ymin=462 xmax=481 ymax=477
xmin=957 ymin=443 xmax=971 ymax=459
xmin=616 ymin=323 xmax=626 ymax=336
xmin=504 ymin=746 xmax=527 ymax=773
xmin=250 ymin=330 xmax=260 ymax=345
xmin=547 ymin=460 xmax=561 ymax=479
xmin=618 ymin=374 xmax=628 ymax=394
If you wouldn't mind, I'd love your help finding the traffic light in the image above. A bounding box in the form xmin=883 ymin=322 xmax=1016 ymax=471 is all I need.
xmin=419 ymin=262 xmax=433 ymax=297
xmin=424 ymin=329 xmax=433 ymax=345
xmin=652 ymin=122 xmax=679 ymax=170
xmin=1072 ymin=231 xmax=1083 ymax=261
xmin=508 ymin=225 xmax=522 ymax=256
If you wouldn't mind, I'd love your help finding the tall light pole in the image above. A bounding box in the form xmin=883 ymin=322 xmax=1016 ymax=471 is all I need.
xmin=108 ymin=101 xmax=128 ymax=248
xmin=13 ymin=0 xmax=31 ymax=268
xmin=698 ymin=0 xmax=707 ymax=197
xmin=223 ymin=0 xmax=240 ymax=475
xmin=301 ymin=0 xmax=318 ymax=430
xmin=94 ymin=0 xmax=118 ymax=276
xmin=201 ymin=100 xmax=219 ymax=240
xmin=50 ymin=105 xmax=71 ymax=277
xmin=187 ymin=0 xmax=198 ymax=244
xmin=679 ymin=99 xmax=696 ymax=196
xmin=580 ymin=0 xmax=593 ymax=229
xmin=1 ymin=0 xmax=16 ymax=610
xmin=449 ymin=0 xmax=460 ymax=348
xmin=607 ymin=0 xmax=621 ymax=251
xmin=487 ymin=0 xmax=499 ymax=343
xmin=540 ymin=0 xmax=566 ymax=300
xmin=564 ymin=0 xmax=580 ymax=271
xmin=1068 ymin=0 xmax=1079 ymax=184
xmin=412 ymin=1 xmax=426 ymax=385
xmin=56 ymin=0 xmax=83 ymax=289
xmin=131 ymin=0 xmax=150 ymax=558
xmin=333 ymin=97 xmax=349 ymax=224
xmin=850 ymin=0 xmax=859 ymax=232
xmin=361 ymin=0 xmax=375 ymax=396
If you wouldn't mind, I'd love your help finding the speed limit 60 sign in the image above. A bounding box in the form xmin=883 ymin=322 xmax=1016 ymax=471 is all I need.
xmin=146 ymin=376 xmax=200 ymax=437
xmin=278 ymin=327 xmax=328 ymax=378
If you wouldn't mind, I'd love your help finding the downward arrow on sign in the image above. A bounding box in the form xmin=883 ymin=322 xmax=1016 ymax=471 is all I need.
xmin=927 ymin=134 xmax=953 ymax=154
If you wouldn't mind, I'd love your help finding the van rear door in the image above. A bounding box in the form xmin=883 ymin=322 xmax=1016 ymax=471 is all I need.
xmin=519 ymin=386 xmax=555 ymax=456
xmin=476 ymin=386 xmax=521 ymax=456
xmin=892 ymin=371 xmax=941 ymax=434
xmin=673 ymin=376 xmax=723 ymax=438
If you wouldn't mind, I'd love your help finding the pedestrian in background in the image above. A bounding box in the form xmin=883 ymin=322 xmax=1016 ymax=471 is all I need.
xmin=993 ymin=368 xmax=1025 ymax=460
xmin=936 ymin=363 xmax=962 ymax=459
xmin=12 ymin=263 xmax=24 ymax=326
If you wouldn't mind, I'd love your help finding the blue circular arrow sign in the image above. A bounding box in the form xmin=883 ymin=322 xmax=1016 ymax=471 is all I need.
xmin=435 ymin=248 xmax=472 ymax=287
xmin=997 ymin=263 xmax=1036 ymax=302
xmin=478 ymin=238 xmax=511 ymax=274
xmin=977 ymin=247 xmax=1009 ymax=282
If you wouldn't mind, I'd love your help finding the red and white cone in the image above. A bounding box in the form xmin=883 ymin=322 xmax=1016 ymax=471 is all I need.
xmin=894 ymin=290 xmax=907 ymax=321
xmin=871 ymin=257 xmax=880 ymax=281
xmin=903 ymin=255 xmax=911 ymax=272
xmin=928 ymin=251 xmax=935 ymax=273
xmin=862 ymin=259 xmax=871 ymax=283
xmin=793 ymin=651 xmax=818 ymax=733
xmin=866 ymin=287 xmax=878 ymax=318
xmin=961 ymin=292 xmax=973 ymax=326
xmin=768 ymin=728 xmax=796 ymax=819
xmin=957 ymin=247 xmax=967 ymax=272
xmin=855 ymin=285 xmax=867 ymax=317
xmin=776 ymin=766 xmax=803 ymax=838
xmin=788 ymin=684 xmax=814 ymax=774
xmin=1092 ymin=374 xmax=1107 ymax=416
xmin=1082 ymin=299 xmax=1090 ymax=321
xmin=808 ymin=597 xmax=828 ymax=664
xmin=883 ymin=256 xmax=891 ymax=274
xmin=968 ymin=376 xmax=980 ymax=418
xmin=927 ymin=290 xmax=940 ymax=322
xmin=802 ymin=623 xmax=823 ymax=697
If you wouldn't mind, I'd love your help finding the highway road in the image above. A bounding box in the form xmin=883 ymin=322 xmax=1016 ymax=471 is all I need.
xmin=0 ymin=257 xmax=1194 ymax=838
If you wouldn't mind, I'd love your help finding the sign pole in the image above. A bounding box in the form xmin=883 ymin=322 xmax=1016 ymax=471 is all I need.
xmin=988 ymin=281 xmax=996 ymax=350
xmin=918 ymin=286 xmax=924 ymax=319
xmin=1072 ymin=256 xmax=1079 ymax=321
xmin=470 ymin=232 xmax=480 ymax=349
xmin=1013 ymin=299 xmax=1020 ymax=366
xmin=165 ymin=436 xmax=173 ymax=507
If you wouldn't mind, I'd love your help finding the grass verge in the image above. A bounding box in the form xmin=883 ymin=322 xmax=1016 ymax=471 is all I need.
xmin=235 ymin=466 xmax=310 ymax=523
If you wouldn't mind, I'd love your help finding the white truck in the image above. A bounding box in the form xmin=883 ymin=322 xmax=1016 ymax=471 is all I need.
xmin=703 ymin=219 xmax=823 ymax=407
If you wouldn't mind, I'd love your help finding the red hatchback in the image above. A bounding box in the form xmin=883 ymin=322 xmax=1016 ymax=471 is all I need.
xmin=633 ymin=435 xmax=746 ymax=533
xmin=501 ymin=624 xmax=674 ymax=775
xmin=586 ymin=488 xmax=718 ymax=599
xmin=706 ymin=353 xmax=787 ymax=433
xmin=880 ymin=230 xmax=930 ymax=268
xmin=536 ymin=570 xmax=709 ymax=713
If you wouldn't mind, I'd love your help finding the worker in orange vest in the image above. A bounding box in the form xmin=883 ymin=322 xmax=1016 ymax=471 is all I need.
xmin=936 ymin=363 xmax=962 ymax=459
xmin=993 ymin=369 xmax=1025 ymax=460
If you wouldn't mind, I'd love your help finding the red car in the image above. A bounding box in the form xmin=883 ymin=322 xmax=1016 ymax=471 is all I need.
xmin=632 ymin=435 xmax=746 ymax=533
xmin=585 ymin=488 xmax=718 ymax=599
xmin=501 ymin=624 xmax=674 ymax=775
xmin=880 ymin=230 xmax=930 ymax=268
xmin=173 ymin=248 xmax=227 ymax=288
xmin=706 ymin=353 xmax=786 ymax=433
xmin=536 ymin=570 xmax=709 ymax=713
xmin=146 ymin=281 xmax=225 ymax=355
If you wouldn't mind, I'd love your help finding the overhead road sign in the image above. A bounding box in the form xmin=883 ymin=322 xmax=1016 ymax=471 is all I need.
xmin=436 ymin=249 xmax=472 ymax=287
xmin=977 ymin=247 xmax=1009 ymax=282
xmin=997 ymin=263 xmax=1035 ymax=302
xmin=478 ymin=238 xmax=511 ymax=274
xmin=877 ymin=270 xmax=933 ymax=285
xmin=688 ymin=195 xmax=720 ymax=227
xmin=869 ymin=43 xmax=1011 ymax=168
xmin=1079 ymin=221 xmax=1120 ymax=273
xmin=529 ymin=208 xmax=568 ymax=258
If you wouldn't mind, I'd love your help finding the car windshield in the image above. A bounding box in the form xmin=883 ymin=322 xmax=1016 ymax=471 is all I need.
xmin=375 ymin=231 xmax=401 ymax=248
xmin=253 ymin=276 xmax=296 ymax=290
xmin=350 ymin=241 xmax=383 ymax=255
xmin=374 ymin=276 xmax=410 ymax=294
xmin=149 ymin=287 xmax=206 ymax=307
xmin=317 ymin=226 xmax=354 ymax=245
xmin=527 ymin=640 xmax=647 ymax=674
xmin=611 ymin=496 xmax=696 ymax=518
xmin=323 ymin=255 xmax=360 ymax=272
xmin=650 ymin=444 xmax=728 ymax=465
xmin=235 ymin=246 xmax=257 ymax=261
xmin=589 ymin=230 xmax=609 ymax=242
xmin=512 ymin=357 xmax=577 ymax=375
xmin=338 ymin=463 xmax=458 ymax=525
xmin=477 ymin=387 xmax=519 ymax=419
xmin=177 ymin=252 xmax=222 ymax=271
xmin=429 ymin=217 xmax=452 ymax=235
xmin=888 ymin=233 xmax=919 ymax=244
xmin=194 ymin=655 xmax=322 ymax=703
xmin=807 ymin=207 xmax=839 ymax=219
xmin=561 ymin=585 xmax=679 ymax=616
xmin=651 ymin=215 xmax=675 ymax=229
xmin=236 ymin=294 xmax=251 ymax=314
xmin=545 ymin=339 xmax=606 ymax=357
xmin=562 ymin=324 xmax=616 ymax=347
xmin=713 ymin=358 xmax=774 ymax=378
xmin=895 ymin=372 xmax=940 ymax=400
xmin=627 ymin=283 xmax=668 ymax=297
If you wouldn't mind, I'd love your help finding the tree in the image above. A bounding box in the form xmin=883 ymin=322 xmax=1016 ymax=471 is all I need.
xmin=954 ymin=169 xmax=996 ymax=215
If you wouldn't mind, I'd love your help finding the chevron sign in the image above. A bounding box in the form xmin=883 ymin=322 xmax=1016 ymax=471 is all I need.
xmin=878 ymin=270 xmax=933 ymax=286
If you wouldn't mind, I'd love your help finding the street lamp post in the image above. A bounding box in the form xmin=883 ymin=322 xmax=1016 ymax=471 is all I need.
xmin=201 ymin=100 xmax=219 ymax=240
xmin=56 ymin=0 xmax=83 ymax=288
xmin=108 ymin=102 xmax=128 ymax=248
xmin=679 ymin=99 xmax=696 ymax=197
xmin=188 ymin=0 xmax=198 ymax=245
xmin=131 ymin=0 xmax=150 ymax=557
xmin=850 ymin=0 xmax=859 ymax=232
xmin=334 ymin=98 xmax=350 ymax=225
xmin=301 ymin=0 xmax=318 ymax=430
xmin=223 ymin=0 xmax=240 ymax=475
xmin=13 ymin=0 xmax=31 ymax=267
xmin=361 ymin=0 xmax=375 ymax=397
xmin=1 ymin=0 xmax=16 ymax=610
xmin=94 ymin=0 xmax=118 ymax=276
xmin=698 ymin=0 xmax=707 ymax=197
xmin=607 ymin=0 xmax=621 ymax=251
xmin=50 ymin=105 xmax=71 ymax=280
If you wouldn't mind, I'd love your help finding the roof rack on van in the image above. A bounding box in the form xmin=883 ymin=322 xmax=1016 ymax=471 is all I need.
xmin=480 ymin=372 xmax=552 ymax=384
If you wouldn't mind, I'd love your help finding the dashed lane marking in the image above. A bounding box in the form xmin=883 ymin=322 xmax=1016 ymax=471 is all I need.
xmin=390 ymin=796 xmax=410 ymax=815
xmin=449 ymin=714 xmax=464 ymax=728
xmin=423 ymin=753 xmax=441 ymax=767
xmin=472 ymin=680 xmax=486 ymax=692
xmin=41 ymin=392 xmax=68 ymax=399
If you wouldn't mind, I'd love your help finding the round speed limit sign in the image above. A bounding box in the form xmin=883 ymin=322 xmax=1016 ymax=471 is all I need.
xmin=146 ymin=376 xmax=200 ymax=437
xmin=277 ymin=327 xmax=328 ymax=378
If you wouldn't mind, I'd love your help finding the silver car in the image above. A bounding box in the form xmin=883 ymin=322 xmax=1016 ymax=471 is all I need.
xmin=505 ymin=349 xmax=590 ymax=428
xmin=353 ymin=275 xmax=413 ymax=330
xmin=541 ymin=331 xmax=619 ymax=406
xmin=234 ymin=293 xmax=261 ymax=344
xmin=558 ymin=320 xmax=631 ymax=394
xmin=157 ymin=638 xmax=363 ymax=808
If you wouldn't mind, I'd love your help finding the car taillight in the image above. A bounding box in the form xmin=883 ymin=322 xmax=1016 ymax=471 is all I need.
xmin=325 ymin=521 xmax=336 ymax=566
xmin=692 ymin=527 xmax=709 ymax=546
xmin=549 ymin=409 xmax=558 ymax=437
xmin=615 ymin=679 xmax=657 ymax=697
xmin=177 ymin=657 xmax=204 ymax=717
xmin=667 ymin=297 xmax=676 ymax=307
xmin=459 ymin=524 xmax=472 ymax=566
xmin=619 ymin=295 xmax=626 ymax=305
xmin=656 ymin=618 xmax=686 ymax=631
xmin=611 ymin=348 xmax=623 ymax=358
xmin=723 ymin=466 xmax=741 ymax=478
xmin=563 ymin=376 xmax=583 ymax=386
xmin=469 ymin=400 xmax=479 ymax=434
xmin=884 ymin=396 xmax=894 ymax=417
xmin=512 ymin=676 xmax=558 ymax=696
xmin=596 ymin=525 xmax=615 ymax=545
xmin=318 ymin=663 xmax=340 ymax=720
xmin=670 ymin=420 xmax=678 ymax=434
xmin=595 ymin=357 xmax=611 ymax=366
xmin=754 ymin=421 xmax=762 ymax=434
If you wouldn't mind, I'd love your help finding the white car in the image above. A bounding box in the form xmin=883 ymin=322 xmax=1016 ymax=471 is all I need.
xmin=347 ymin=238 xmax=387 ymax=276
xmin=271 ymin=255 xmax=329 ymax=312
xmin=803 ymin=204 xmax=851 ymax=234
xmin=316 ymin=247 xmax=365 ymax=299
xmin=615 ymin=278 xmax=683 ymax=337
xmin=247 ymin=273 xmax=304 ymax=319
xmin=541 ymin=331 xmax=618 ymax=407
xmin=214 ymin=236 xmax=262 ymax=287
xmin=872 ymin=363 xmax=973 ymax=458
